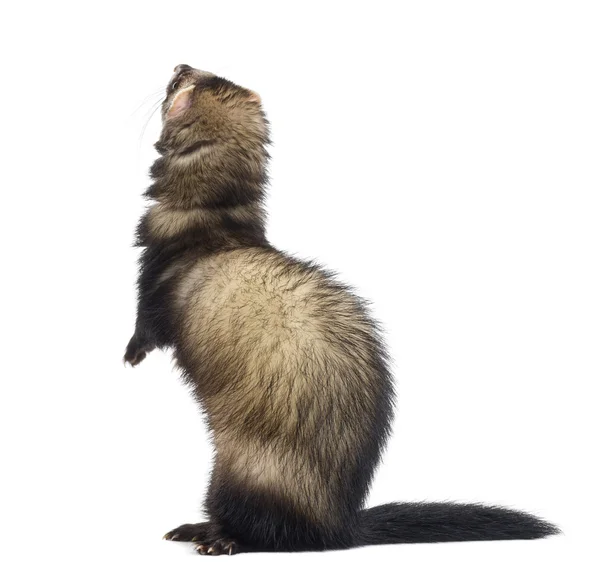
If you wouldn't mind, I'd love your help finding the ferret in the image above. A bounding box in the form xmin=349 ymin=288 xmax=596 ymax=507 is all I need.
xmin=124 ymin=64 xmax=558 ymax=555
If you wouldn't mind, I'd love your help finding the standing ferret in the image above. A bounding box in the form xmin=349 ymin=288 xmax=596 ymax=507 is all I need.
xmin=124 ymin=64 xmax=558 ymax=555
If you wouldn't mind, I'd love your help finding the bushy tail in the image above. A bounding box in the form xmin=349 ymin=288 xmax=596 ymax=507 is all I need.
xmin=357 ymin=502 xmax=559 ymax=546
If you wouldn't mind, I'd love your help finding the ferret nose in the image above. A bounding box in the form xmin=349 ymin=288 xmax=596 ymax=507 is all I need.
xmin=173 ymin=64 xmax=193 ymax=75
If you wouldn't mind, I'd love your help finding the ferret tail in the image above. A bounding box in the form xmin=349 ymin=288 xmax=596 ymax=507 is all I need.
xmin=356 ymin=502 xmax=559 ymax=546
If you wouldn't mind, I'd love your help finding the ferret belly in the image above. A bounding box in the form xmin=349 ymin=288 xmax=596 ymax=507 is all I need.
xmin=174 ymin=248 xmax=380 ymax=518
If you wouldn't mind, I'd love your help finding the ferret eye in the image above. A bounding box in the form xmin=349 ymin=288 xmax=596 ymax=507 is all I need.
xmin=171 ymin=81 xmax=179 ymax=91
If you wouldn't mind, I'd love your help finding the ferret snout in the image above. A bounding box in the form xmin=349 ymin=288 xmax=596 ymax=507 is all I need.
xmin=173 ymin=64 xmax=193 ymax=76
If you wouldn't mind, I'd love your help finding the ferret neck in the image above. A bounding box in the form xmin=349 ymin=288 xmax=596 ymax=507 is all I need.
xmin=137 ymin=158 xmax=268 ymax=251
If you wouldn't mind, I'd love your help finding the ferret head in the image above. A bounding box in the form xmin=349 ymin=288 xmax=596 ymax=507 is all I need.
xmin=149 ymin=65 xmax=269 ymax=210
xmin=157 ymin=65 xmax=268 ymax=157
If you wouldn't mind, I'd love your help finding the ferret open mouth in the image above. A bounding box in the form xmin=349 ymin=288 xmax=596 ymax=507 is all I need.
xmin=167 ymin=84 xmax=195 ymax=119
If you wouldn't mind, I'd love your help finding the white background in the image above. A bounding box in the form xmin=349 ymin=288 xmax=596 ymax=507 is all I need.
xmin=1 ymin=1 xmax=598 ymax=573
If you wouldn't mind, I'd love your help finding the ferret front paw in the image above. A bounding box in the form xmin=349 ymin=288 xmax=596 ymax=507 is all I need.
xmin=123 ymin=335 xmax=153 ymax=366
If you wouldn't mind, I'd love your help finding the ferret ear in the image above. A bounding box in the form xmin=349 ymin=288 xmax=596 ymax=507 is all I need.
xmin=247 ymin=90 xmax=262 ymax=104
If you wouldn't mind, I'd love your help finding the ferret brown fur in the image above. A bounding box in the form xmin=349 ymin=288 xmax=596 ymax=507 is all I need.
xmin=124 ymin=64 xmax=558 ymax=555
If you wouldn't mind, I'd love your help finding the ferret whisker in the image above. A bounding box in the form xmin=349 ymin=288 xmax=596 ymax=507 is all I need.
xmin=138 ymin=97 xmax=164 ymax=146
xmin=130 ymin=88 xmax=166 ymax=118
